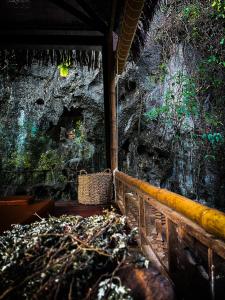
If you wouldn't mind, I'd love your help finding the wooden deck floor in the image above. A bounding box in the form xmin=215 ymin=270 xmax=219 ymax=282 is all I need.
xmin=0 ymin=199 xmax=115 ymax=234
xmin=53 ymin=201 xmax=115 ymax=218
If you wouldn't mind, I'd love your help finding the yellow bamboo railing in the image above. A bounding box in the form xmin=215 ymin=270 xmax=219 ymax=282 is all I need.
xmin=116 ymin=171 xmax=225 ymax=241
xmin=115 ymin=171 xmax=225 ymax=299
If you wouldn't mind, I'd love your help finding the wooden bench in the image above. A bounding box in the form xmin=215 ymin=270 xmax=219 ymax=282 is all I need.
xmin=0 ymin=198 xmax=54 ymax=234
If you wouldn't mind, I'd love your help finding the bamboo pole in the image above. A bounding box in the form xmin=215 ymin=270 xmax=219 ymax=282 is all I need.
xmin=109 ymin=0 xmax=118 ymax=170
xmin=115 ymin=171 xmax=225 ymax=241
xmin=116 ymin=0 xmax=145 ymax=74
xmin=110 ymin=61 xmax=118 ymax=170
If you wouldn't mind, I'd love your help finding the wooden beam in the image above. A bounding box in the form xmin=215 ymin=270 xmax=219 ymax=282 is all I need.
xmin=109 ymin=0 xmax=118 ymax=170
xmin=74 ymin=0 xmax=108 ymax=33
xmin=102 ymin=43 xmax=111 ymax=169
xmin=0 ymin=29 xmax=104 ymax=37
xmin=101 ymin=0 xmax=118 ymax=170
xmin=0 ymin=33 xmax=104 ymax=49
xmin=109 ymin=60 xmax=118 ymax=170
xmin=116 ymin=0 xmax=144 ymax=74
xmin=49 ymin=0 xmax=105 ymax=33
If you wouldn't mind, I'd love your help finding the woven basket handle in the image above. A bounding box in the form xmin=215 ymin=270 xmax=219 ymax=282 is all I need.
xmin=79 ymin=169 xmax=87 ymax=175
xmin=103 ymin=168 xmax=112 ymax=173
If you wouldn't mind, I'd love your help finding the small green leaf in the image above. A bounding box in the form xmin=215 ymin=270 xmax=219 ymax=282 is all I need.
xmin=204 ymin=154 xmax=216 ymax=161
xmin=207 ymin=133 xmax=213 ymax=141
xmin=220 ymin=38 xmax=225 ymax=45
xmin=58 ymin=62 xmax=70 ymax=77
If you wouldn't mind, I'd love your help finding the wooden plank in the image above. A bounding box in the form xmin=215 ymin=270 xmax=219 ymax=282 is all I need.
xmin=116 ymin=200 xmax=125 ymax=215
xmin=74 ymin=0 xmax=108 ymax=33
xmin=115 ymin=174 xmax=225 ymax=299
xmin=0 ymin=200 xmax=54 ymax=233
xmin=49 ymin=0 xmax=104 ymax=33
xmin=116 ymin=174 xmax=225 ymax=259
xmin=118 ymin=202 xmax=171 ymax=281
xmin=140 ymin=228 xmax=171 ymax=279
xmin=0 ymin=33 xmax=104 ymax=49
xmin=144 ymin=196 xmax=225 ymax=259
xmin=102 ymin=42 xmax=111 ymax=168
xmin=125 ymin=193 xmax=138 ymax=208
xmin=102 ymin=1 xmax=118 ymax=170
xmin=109 ymin=62 xmax=118 ymax=170
xmin=208 ymin=248 xmax=215 ymax=300
xmin=0 ymin=29 xmax=104 ymax=36
xmin=167 ymin=220 xmax=211 ymax=300
xmin=211 ymin=239 xmax=225 ymax=260
xmin=109 ymin=0 xmax=118 ymax=171
xmin=212 ymin=252 xmax=225 ymax=298
xmin=116 ymin=171 xmax=225 ymax=242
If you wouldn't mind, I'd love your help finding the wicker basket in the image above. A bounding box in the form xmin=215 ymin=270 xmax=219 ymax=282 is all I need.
xmin=78 ymin=169 xmax=113 ymax=205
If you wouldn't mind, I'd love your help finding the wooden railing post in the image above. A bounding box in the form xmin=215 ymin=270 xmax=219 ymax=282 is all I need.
xmin=115 ymin=171 xmax=225 ymax=299
xmin=124 ymin=187 xmax=128 ymax=217
xmin=208 ymin=248 xmax=215 ymax=300
xmin=115 ymin=178 xmax=121 ymax=203
xmin=138 ymin=195 xmax=146 ymax=246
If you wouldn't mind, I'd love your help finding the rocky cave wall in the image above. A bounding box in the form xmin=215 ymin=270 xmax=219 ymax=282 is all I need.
xmin=118 ymin=0 xmax=225 ymax=208
xmin=0 ymin=62 xmax=105 ymax=199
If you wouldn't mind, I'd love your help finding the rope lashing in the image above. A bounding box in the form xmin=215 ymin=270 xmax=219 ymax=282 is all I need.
xmin=116 ymin=0 xmax=145 ymax=74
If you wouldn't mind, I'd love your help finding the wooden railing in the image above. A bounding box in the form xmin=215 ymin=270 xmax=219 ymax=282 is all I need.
xmin=115 ymin=171 xmax=225 ymax=300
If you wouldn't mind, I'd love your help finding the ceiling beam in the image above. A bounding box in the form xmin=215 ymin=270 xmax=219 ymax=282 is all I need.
xmin=0 ymin=29 xmax=103 ymax=37
xmin=116 ymin=0 xmax=144 ymax=74
xmin=0 ymin=33 xmax=104 ymax=49
xmin=49 ymin=0 xmax=105 ymax=34
xmin=74 ymin=0 xmax=108 ymax=33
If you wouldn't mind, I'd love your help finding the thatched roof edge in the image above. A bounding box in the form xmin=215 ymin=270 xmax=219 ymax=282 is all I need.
xmin=130 ymin=0 xmax=159 ymax=61
xmin=0 ymin=49 xmax=102 ymax=70
xmin=0 ymin=0 xmax=159 ymax=70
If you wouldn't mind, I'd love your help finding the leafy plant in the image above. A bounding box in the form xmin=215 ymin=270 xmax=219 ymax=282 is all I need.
xmin=182 ymin=4 xmax=201 ymax=21
xmin=97 ymin=278 xmax=132 ymax=300
xmin=204 ymin=154 xmax=216 ymax=161
xmin=8 ymin=151 xmax=31 ymax=169
xmin=159 ymin=63 xmax=168 ymax=82
xmin=37 ymin=150 xmax=61 ymax=171
xmin=207 ymin=54 xmax=225 ymax=67
xmin=145 ymin=105 xmax=169 ymax=121
xmin=74 ymin=120 xmax=85 ymax=142
xmin=145 ymin=73 xmax=199 ymax=137
xmin=181 ymin=75 xmax=199 ymax=116
xmin=58 ymin=61 xmax=71 ymax=77
xmin=205 ymin=113 xmax=223 ymax=127
xmin=212 ymin=0 xmax=225 ymax=18
xmin=202 ymin=132 xmax=224 ymax=145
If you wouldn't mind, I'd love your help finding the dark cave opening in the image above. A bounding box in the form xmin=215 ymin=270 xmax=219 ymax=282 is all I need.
xmin=126 ymin=80 xmax=137 ymax=92
xmin=137 ymin=144 xmax=147 ymax=155
xmin=121 ymin=139 xmax=130 ymax=154
xmin=47 ymin=107 xmax=83 ymax=142
xmin=35 ymin=98 xmax=45 ymax=105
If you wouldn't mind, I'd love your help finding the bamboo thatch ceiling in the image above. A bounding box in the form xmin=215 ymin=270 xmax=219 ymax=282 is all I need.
xmin=0 ymin=0 xmax=159 ymax=70
xmin=0 ymin=0 xmax=123 ymax=68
